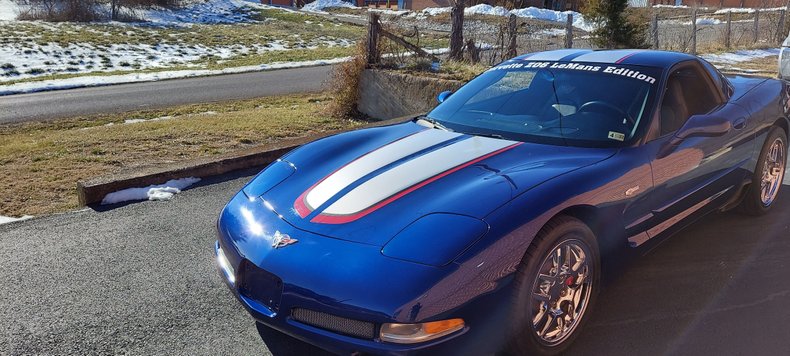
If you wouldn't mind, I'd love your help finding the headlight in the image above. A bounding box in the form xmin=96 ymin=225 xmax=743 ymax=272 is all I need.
xmin=216 ymin=245 xmax=236 ymax=285
xmin=380 ymin=319 xmax=465 ymax=344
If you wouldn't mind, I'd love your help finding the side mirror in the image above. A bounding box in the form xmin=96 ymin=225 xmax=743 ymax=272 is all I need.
xmin=675 ymin=114 xmax=732 ymax=140
xmin=657 ymin=115 xmax=731 ymax=159
xmin=437 ymin=90 xmax=453 ymax=104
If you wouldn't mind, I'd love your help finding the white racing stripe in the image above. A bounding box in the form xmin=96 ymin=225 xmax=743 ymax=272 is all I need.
xmin=322 ymin=136 xmax=517 ymax=216
xmin=304 ymin=129 xmax=461 ymax=210
xmin=570 ymin=50 xmax=641 ymax=63
xmin=525 ymin=49 xmax=590 ymax=61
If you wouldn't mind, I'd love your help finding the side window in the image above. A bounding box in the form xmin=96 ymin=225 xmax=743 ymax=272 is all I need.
xmin=659 ymin=66 xmax=721 ymax=135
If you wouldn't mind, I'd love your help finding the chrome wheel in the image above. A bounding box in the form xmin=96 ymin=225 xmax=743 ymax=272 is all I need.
xmin=760 ymin=137 xmax=786 ymax=206
xmin=530 ymin=239 xmax=593 ymax=346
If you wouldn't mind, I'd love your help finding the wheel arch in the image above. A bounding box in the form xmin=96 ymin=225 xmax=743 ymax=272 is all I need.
xmin=546 ymin=204 xmax=627 ymax=284
xmin=773 ymin=117 xmax=789 ymax=137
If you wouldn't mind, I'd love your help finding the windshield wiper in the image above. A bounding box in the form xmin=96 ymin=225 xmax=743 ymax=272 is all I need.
xmin=415 ymin=116 xmax=452 ymax=132
xmin=467 ymin=132 xmax=505 ymax=139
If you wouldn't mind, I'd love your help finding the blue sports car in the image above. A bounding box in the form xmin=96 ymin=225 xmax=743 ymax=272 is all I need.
xmin=215 ymin=49 xmax=788 ymax=355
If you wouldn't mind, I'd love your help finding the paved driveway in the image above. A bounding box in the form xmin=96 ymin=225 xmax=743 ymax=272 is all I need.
xmin=1 ymin=170 xmax=788 ymax=355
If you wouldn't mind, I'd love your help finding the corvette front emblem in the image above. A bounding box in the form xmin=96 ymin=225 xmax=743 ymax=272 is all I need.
xmin=272 ymin=230 xmax=298 ymax=249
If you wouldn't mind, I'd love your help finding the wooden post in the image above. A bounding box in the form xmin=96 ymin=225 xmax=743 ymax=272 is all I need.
xmin=367 ymin=12 xmax=380 ymax=66
xmin=779 ymin=9 xmax=786 ymax=44
xmin=507 ymin=14 xmax=518 ymax=57
xmin=565 ymin=13 xmax=573 ymax=48
xmin=725 ymin=10 xmax=731 ymax=49
xmin=652 ymin=13 xmax=659 ymax=49
xmin=466 ymin=39 xmax=480 ymax=63
xmin=753 ymin=8 xmax=760 ymax=44
xmin=691 ymin=8 xmax=697 ymax=55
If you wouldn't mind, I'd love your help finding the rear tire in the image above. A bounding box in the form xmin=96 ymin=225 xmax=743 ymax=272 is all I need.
xmin=506 ymin=216 xmax=600 ymax=355
xmin=738 ymin=127 xmax=787 ymax=216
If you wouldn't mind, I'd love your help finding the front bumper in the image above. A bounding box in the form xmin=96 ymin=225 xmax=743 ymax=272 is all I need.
xmin=212 ymin=192 xmax=508 ymax=355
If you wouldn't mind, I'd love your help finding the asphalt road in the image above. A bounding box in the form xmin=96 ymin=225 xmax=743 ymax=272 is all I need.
xmin=1 ymin=171 xmax=789 ymax=355
xmin=0 ymin=66 xmax=333 ymax=124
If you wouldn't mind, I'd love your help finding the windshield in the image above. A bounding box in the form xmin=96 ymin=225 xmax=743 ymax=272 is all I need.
xmin=427 ymin=61 xmax=662 ymax=147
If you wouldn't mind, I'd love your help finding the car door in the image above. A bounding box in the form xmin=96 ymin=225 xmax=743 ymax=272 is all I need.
xmin=634 ymin=61 xmax=753 ymax=244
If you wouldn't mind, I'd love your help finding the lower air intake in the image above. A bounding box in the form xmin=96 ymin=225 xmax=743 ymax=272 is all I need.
xmin=291 ymin=308 xmax=376 ymax=340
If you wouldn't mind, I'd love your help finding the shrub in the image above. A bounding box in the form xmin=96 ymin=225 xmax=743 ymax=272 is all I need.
xmin=323 ymin=40 xmax=367 ymax=120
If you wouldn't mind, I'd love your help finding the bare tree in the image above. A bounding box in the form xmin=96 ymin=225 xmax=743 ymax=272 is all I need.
xmin=449 ymin=0 xmax=465 ymax=61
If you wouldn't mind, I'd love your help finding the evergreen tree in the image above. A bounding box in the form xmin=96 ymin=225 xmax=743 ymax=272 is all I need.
xmin=584 ymin=0 xmax=647 ymax=49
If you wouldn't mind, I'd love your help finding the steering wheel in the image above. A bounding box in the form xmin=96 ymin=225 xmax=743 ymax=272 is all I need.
xmin=578 ymin=100 xmax=634 ymax=125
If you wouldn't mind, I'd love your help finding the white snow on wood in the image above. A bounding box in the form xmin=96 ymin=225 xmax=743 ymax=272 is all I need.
xmin=0 ymin=215 xmax=32 ymax=225
xmin=700 ymin=48 xmax=779 ymax=64
xmin=101 ymin=177 xmax=201 ymax=205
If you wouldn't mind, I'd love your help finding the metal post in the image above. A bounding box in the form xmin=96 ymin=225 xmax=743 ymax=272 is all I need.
xmin=565 ymin=14 xmax=573 ymax=49
xmin=652 ymin=13 xmax=659 ymax=49
xmin=691 ymin=8 xmax=697 ymax=55
xmin=725 ymin=10 xmax=731 ymax=49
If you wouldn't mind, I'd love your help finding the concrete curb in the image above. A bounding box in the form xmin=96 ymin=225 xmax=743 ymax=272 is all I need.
xmin=76 ymin=117 xmax=408 ymax=206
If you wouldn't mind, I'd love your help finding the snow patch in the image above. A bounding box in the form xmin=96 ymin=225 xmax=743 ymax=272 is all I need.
xmin=0 ymin=215 xmax=32 ymax=225
xmin=101 ymin=177 xmax=201 ymax=205
xmin=700 ymin=48 xmax=780 ymax=64
xmin=465 ymin=4 xmax=510 ymax=17
xmin=0 ymin=0 xmax=19 ymax=21
xmin=696 ymin=17 xmax=721 ymax=25
xmin=303 ymin=0 xmax=357 ymax=12
xmin=417 ymin=6 xmax=593 ymax=31
xmin=714 ymin=7 xmax=786 ymax=15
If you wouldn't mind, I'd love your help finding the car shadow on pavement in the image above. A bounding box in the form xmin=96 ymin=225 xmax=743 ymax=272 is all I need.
xmin=255 ymin=322 xmax=334 ymax=356
xmin=566 ymin=190 xmax=790 ymax=355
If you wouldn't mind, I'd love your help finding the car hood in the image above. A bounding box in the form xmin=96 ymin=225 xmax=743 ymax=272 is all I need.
xmin=244 ymin=122 xmax=616 ymax=246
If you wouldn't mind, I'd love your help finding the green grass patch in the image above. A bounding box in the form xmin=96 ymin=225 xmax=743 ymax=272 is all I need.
xmin=0 ymin=93 xmax=364 ymax=216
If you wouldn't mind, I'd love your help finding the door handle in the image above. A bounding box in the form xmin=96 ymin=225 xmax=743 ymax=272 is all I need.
xmin=733 ymin=117 xmax=747 ymax=130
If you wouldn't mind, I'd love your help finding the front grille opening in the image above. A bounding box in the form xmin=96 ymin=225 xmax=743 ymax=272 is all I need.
xmin=291 ymin=308 xmax=376 ymax=340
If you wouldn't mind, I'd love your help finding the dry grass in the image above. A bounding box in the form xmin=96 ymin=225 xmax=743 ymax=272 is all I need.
xmin=0 ymin=93 xmax=364 ymax=217
xmin=324 ymin=40 xmax=368 ymax=119
xmin=714 ymin=55 xmax=779 ymax=77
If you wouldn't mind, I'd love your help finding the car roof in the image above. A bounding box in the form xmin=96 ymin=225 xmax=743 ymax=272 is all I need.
xmin=512 ymin=49 xmax=697 ymax=69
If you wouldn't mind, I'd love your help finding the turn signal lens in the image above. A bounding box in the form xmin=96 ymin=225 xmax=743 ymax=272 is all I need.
xmin=380 ymin=319 xmax=465 ymax=344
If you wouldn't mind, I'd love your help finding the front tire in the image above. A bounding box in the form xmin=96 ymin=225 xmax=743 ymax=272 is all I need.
xmin=739 ymin=127 xmax=787 ymax=215
xmin=507 ymin=216 xmax=600 ymax=355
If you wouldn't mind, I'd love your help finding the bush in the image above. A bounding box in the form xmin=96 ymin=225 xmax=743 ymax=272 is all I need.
xmin=323 ymin=40 xmax=367 ymax=119
xmin=18 ymin=0 xmax=103 ymax=22
xmin=17 ymin=0 xmax=181 ymax=22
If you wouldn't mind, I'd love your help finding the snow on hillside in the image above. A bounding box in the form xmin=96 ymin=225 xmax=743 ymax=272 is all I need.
xmin=303 ymin=0 xmax=356 ymax=12
xmin=138 ymin=0 xmax=264 ymax=25
xmin=0 ymin=0 xmax=19 ymax=21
